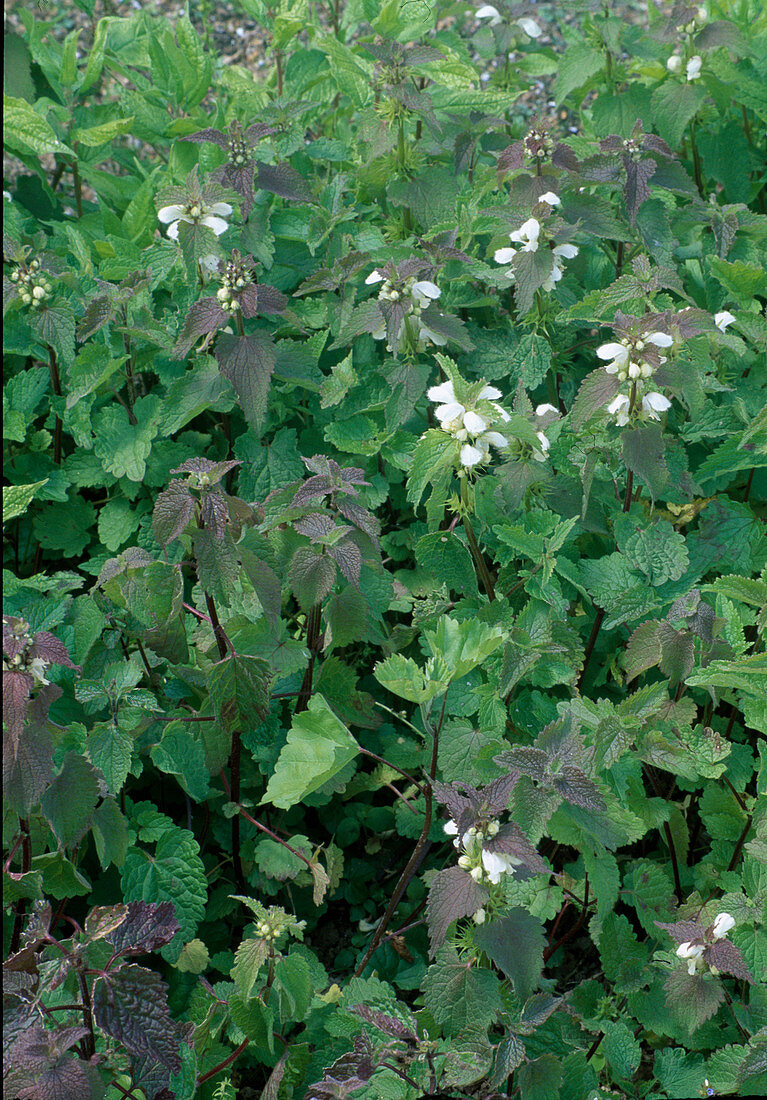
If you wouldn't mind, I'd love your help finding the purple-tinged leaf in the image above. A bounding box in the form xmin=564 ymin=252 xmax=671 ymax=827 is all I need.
xmin=427 ymin=866 xmax=488 ymax=955
xmin=657 ymin=621 xmax=695 ymax=685
xmin=570 ymin=368 xmax=620 ymax=429
xmin=172 ymin=296 xmax=227 ymax=359
xmin=624 ymin=157 xmax=656 ymax=226
xmin=76 ymin=294 xmax=114 ymax=341
xmin=2 ymin=668 xmax=33 ymax=744
xmin=5 ymin=1025 xmax=98 ymax=1100
xmin=706 ymin=938 xmax=753 ymax=982
xmin=171 ymin=457 xmax=241 ymax=482
xmin=181 ymin=126 xmax=228 ymax=148
xmin=289 ymin=547 xmax=337 ymax=611
xmin=496 ymin=141 xmax=524 ymax=173
xmin=482 ymin=772 xmax=521 ymax=814
xmin=240 ymin=551 xmax=282 ymax=626
xmin=253 ymin=283 xmax=288 ymax=315
xmin=256 ymin=161 xmax=312 ymax=202
xmin=106 ymin=901 xmax=180 ymax=956
xmin=336 ymin=497 xmax=380 ymax=548
xmin=200 ymin=488 xmax=230 ymax=541
xmin=84 ymin=904 xmax=129 ymax=942
xmin=551 ymin=766 xmax=605 ymax=812
xmin=215 ymin=332 xmax=277 ymax=432
xmin=484 ymin=823 xmax=549 ymax=875
xmin=92 ymin=964 xmax=187 ymax=1070
xmin=294 ymin=514 xmax=337 ymax=540
xmin=552 ymin=143 xmax=580 ymax=170
xmin=493 ymin=747 xmax=548 ymax=782
xmin=655 ymin=918 xmax=706 ymax=944
xmin=244 ymin=122 xmax=278 ymax=144
xmin=431 ymin=779 xmax=477 ymax=824
xmin=291 ymin=475 xmax=334 ymax=507
xmin=305 ymin=1032 xmax=375 ymax=1099
xmin=328 ymin=537 xmax=362 ymax=588
xmin=30 ymin=632 xmax=75 ymax=669
xmin=351 ymin=1004 xmax=418 ymax=1040
xmin=3 ymin=704 xmax=54 ymax=817
xmin=40 ymin=752 xmax=99 ymax=849
xmin=152 ymin=480 xmax=196 ymax=548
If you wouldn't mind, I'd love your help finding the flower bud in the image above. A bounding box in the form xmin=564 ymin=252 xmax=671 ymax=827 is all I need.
xmin=666 ymin=55 xmax=682 ymax=73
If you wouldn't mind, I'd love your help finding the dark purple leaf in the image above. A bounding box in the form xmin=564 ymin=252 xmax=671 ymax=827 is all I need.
xmin=336 ymin=497 xmax=380 ymax=549
xmin=305 ymin=1032 xmax=375 ymax=1100
xmin=493 ymin=747 xmax=548 ymax=782
xmin=291 ymin=475 xmax=333 ymax=507
xmin=655 ymin=918 xmax=706 ymax=945
xmin=497 ymin=141 xmax=525 ymax=172
xmin=152 ymin=480 xmax=196 ymax=548
xmin=351 ymin=1004 xmax=417 ymax=1040
xmin=482 ymin=772 xmax=521 ymax=815
xmin=552 ymin=143 xmax=580 ymax=170
xmin=76 ymin=295 xmax=114 ymax=341
xmin=200 ymin=488 xmax=230 ymax=540
xmin=171 ymin=457 xmax=241 ymax=481
xmin=3 ymin=716 xmax=54 ymax=817
xmin=244 ymin=122 xmax=278 ymax=144
xmin=181 ymin=127 xmax=228 ymax=148
xmin=106 ymin=901 xmax=180 ymax=956
xmin=623 ymin=157 xmax=656 ymax=226
xmin=2 ymin=668 xmax=32 ymax=744
xmin=427 ymin=866 xmax=489 ymax=955
xmin=431 ymin=779 xmax=478 ymax=823
xmin=289 ymin=547 xmax=337 ymax=610
xmin=253 ymin=283 xmax=288 ymax=315
xmin=92 ymin=964 xmax=186 ymax=1071
xmin=30 ymin=632 xmax=75 ymax=669
xmin=294 ymin=514 xmax=337 ymax=540
xmin=215 ymin=332 xmax=277 ymax=432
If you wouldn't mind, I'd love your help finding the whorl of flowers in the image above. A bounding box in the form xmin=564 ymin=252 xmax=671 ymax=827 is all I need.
xmin=156 ymin=167 xmax=233 ymax=241
xmin=444 ymin=817 xmax=522 ymax=894
xmin=475 ymin=4 xmax=542 ymax=36
xmin=596 ymin=314 xmax=674 ymax=426
xmin=427 ymin=378 xmax=512 ymax=469
xmin=366 ymin=264 xmax=446 ymax=354
xmin=215 ymin=251 xmax=255 ymax=313
xmin=676 ymin=912 xmax=736 ymax=976
xmin=494 ymin=200 xmax=579 ymax=293
xmin=7 ymin=258 xmax=53 ymax=309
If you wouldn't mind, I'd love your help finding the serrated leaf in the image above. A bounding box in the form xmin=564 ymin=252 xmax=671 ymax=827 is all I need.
xmin=262 ymin=695 xmax=359 ymax=810
xmin=2 ymin=480 xmax=48 ymax=523
xmin=427 ymin=866 xmax=488 ymax=955
xmin=4 ymin=95 xmax=74 ymax=156
xmin=215 ymin=332 xmax=276 ymax=432
xmin=93 ymin=964 xmax=188 ymax=1070
xmin=289 ymin=546 xmax=338 ymax=610
xmin=475 ymin=908 xmax=545 ymax=1001
xmin=570 ymin=368 xmax=620 ymax=429
xmin=664 ymin=968 xmax=725 ymax=1035
xmin=40 ymin=752 xmax=99 ymax=849
xmin=423 ymin=946 xmax=503 ymax=1036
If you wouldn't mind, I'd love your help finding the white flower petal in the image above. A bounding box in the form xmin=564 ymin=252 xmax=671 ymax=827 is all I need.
xmin=207 ymin=202 xmax=233 ymax=217
xmin=166 ymin=221 xmax=181 ymax=240
xmin=538 ymin=191 xmax=560 ymax=205
xmin=419 ymin=323 xmax=448 ymax=347
xmin=476 ymin=4 xmax=502 ymax=24
xmin=714 ymin=311 xmax=735 ymax=331
xmin=712 ymin=913 xmax=735 ymax=939
xmin=553 ymin=243 xmax=579 ymax=259
xmin=481 ymin=431 xmax=508 ymax=448
xmin=535 ymin=403 xmax=559 ymax=416
xmin=436 ymin=401 xmax=465 ymax=424
xmin=646 ymin=331 xmax=673 ymax=347
xmin=463 ymin=410 xmax=488 ymax=434
xmin=597 ymin=342 xmax=627 ymax=361
xmin=427 ymin=380 xmax=456 ymax=403
xmin=517 ymin=16 xmax=542 ymax=37
xmin=607 ymin=394 xmax=630 ymax=415
xmin=157 ymin=204 xmax=186 ymax=223
xmin=494 ymin=246 xmax=517 ymax=264
xmin=412 ymin=280 xmax=441 ymax=299
xmin=443 ymin=820 xmax=459 ymax=835
xmin=686 ymin=55 xmax=702 ymax=80
xmin=479 ymin=384 xmax=502 ymax=400
xmin=460 ymin=443 xmax=484 ymax=467
xmin=642 ymin=392 xmax=671 ymax=418
xmin=201 ymin=215 xmax=230 ymax=236
xmin=676 ymin=941 xmax=704 ymax=960
xmin=365 ymin=269 xmax=383 ymax=285
xmin=666 ymin=55 xmax=682 ymax=73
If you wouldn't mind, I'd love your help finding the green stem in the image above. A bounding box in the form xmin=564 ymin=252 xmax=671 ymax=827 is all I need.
xmin=47 ymin=347 xmax=63 ymax=464
xmin=234 ymin=310 xmax=245 ymax=337
xmin=295 ymin=602 xmax=322 ymax=714
xmin=72 ymin=151 xmax=83 ymax=218
xmin=460 ymin=481 xmax=495 ymax=601
xmin=689 ymin=118 xmax=704 ymax=198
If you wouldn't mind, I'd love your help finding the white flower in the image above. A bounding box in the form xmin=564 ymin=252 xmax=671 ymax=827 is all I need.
xmin=460 ymin=443 xmax=485 ymax=467
xmin=510 ymin=217 xmax=540 ymax=252
xmin=463 ymin=410 xmax=489 ymax=434
xmin=199 ymin=253 xmax=221 ymax=276
xmin=715 ymin=311 xmax=735 ymax=331
xmin=28 ymin=656 xmax=50 ymax=687
xmin=158 ymin=200 xmax=232 ymax=240
xmin=533 ymin=430 xmax=550 ymax=462
xmin=444 ymin=819 xmax=459 ymax=835
xmin=642 ymin=392 xmax=671 ymax=419
xmin=535 ymin=403 xmax=558 ymax=417
xmin=538 ymin=192 xmax=560 ymax=206
xmin=473 ymin=908 xmax=486 ymax=924
xmin=712 ymin=912 xmax=735 ymax=940
xmin=542 ymin=243 xmax=579 ymax=292
xmin=517 ymin=16 xmax=542 ymax=37
xmin=676 ymin=940 xmax=705 ymax=976
xmin=666 ymin=54 xmax=682 ymax=73
xmin=597 ymin=341 xmax=630 ymax=374
xmin=481 ymin=849 xmax=522 ymax=884
xmin=476 ymin=4 xmax=502 ymax=24
xmin=2 ymin=190 xmax=11 ymax=202
xmin=607 ymin=394 xmax=631 ymax=426
xmin=686 ymin=55 xmax=702 ymax=81
xmin=646 ymin=331 xmax=673 ymax=348
xmin=428 ymin=380 xmax=457 ymax=404
xmin=365 ymin=269 xmax=384 ymax=285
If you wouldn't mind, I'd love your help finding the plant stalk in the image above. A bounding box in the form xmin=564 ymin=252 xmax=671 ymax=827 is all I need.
xmin=47 ymin=347 xmax=63 ymax=465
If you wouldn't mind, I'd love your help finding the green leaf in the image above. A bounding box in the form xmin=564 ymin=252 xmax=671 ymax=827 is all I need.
xmin=553 ymin=43 xmax=604 ymax=104
xmin=72 ymin=116 xmax=134 ymax=147
xmin=623 ymin=520 xmax=689 ymax=585
xmin=173 ymin=938 xmax=209 ymax=974
xmin=232 ymin=937 xmax=269 ymax=999
xmin=87 ymin=722 xmax=133 ymax=793
xmin=373 ymin=652 xmax=442 ymax=704
xmin=274 ymin=953 xmax=313 ymax=1023
xmin=423 ymin=617 xmax=505 ymax=681
xmin=288 ymin=546 xmax=337 ymax=611
xmin=708 ymin=258 xmax=767 ymax=305
xmin=664 ymin=968 xmax=725 ymax=1035
xmin=651 ymin=80 xmax=706 ymax=148
xmin=424 ymin=946 xmax=503 ymax=1036
xmin=3 ymin=95 xmax=73 ymax=156
xmin=93 ymin=396 xmax=161 ymax=483
xmin=602 ymin=1020 xmax=641 ymax=1081
xmin=91 ymin=797 xmax=129 ymax=869
xmin=622 ymin=424 xmax=668 ymax=500
xmin=150 ymin=725 xmax=210 ymax=802
xmin=406 ymin=428 xmax=456 ymax=509
xmin=32 ymin=852 xmax=92 ymax=899
xmin=415 ymin=531 xmax=478 ymax=597
xmin=262 ymin=695 xmax=359 ymax=810
xmin=474 ymin=908 xmax=545 ymax=1001
xmin=41 ymin=752 xmax=99 ymax=849
xmin=121 ymin=826 xmax=207 ymax=962
xmin=2 ymin=480 xmax=48 ymax=523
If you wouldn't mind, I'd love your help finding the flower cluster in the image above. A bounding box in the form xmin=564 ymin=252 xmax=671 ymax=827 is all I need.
xmin=366 ymin=268 xmax=446 ymax=353
xmin=596 ymin=317 xmax=674 ymax=426
xmin=2 ymin=619 xmax=50 ymax=687
xmin=494 ymin=202 xmax=579 ymax=292
xmin=445 ymin=817 xmax=522 ymax=894
xmin=676 ymin=912 xmax=736 ymax=976
xmin=428 ymin=379 xmax=512 ymax=469
xmin=667 ymin=53 xmax=702 ymax=80
xmin=242 ymin=901 xmax=306 ymax=944
xmin=215 ymin=252 xmax=254 ymax=313
xmin=8 ymin=259 xmax=53 ymax=309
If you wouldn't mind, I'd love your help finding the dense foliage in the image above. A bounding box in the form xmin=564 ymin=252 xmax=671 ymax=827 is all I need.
xmin=3 ymin=1 xmax=767 ymax=1097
